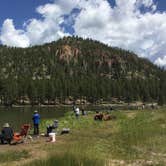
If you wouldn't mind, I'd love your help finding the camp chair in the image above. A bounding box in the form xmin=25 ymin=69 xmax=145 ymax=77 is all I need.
xmin=13 ymin=124 xmax=31 ymax=144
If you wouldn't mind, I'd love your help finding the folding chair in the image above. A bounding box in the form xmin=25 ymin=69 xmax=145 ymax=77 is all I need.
xmin=13 ymin=124 xmax=31 ymax=144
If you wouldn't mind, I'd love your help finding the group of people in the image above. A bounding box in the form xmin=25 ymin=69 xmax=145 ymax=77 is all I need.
xmin=0 ymin=104 xmax=90 ymax=144
xmin=0 ymin=110 xmax=40 ymax=144
xmin=94 ymin=111 xmax=116 ymax=121
xmin=73 ymin=105 xmax=86 ymax=118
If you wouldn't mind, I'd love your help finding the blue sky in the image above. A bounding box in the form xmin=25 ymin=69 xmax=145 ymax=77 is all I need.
xmin=0 ymin=0 xmax=166 ymax=67
xmin=0 ymin=0 xmax=50 ymax=29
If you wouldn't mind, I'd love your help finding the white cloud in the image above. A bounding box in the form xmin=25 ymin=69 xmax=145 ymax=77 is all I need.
xmin=0 ymin=0 xmax=76 ymax=47
xmin=0 ymin=0 xmax=166 ymax=67
xmin=0 ymin=19 xmax=29 ymax=47
xmin=155 ymin=56 xmax=166 ymax=67
xmin=74 ymin=0 xmax=166 ymax=67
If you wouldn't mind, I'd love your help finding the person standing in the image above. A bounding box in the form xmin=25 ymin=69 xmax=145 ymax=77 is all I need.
xmin=72 ymin=102 xmax=76 ymax=114
xmin=32 ymin=110 xmax=40 ymax=135
xmin=81 ymin=104 xmax=87 ymax=116
xmin=75 ymin=107 xmax=80 ymax=118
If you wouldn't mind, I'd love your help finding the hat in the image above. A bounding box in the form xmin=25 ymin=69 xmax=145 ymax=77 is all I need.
xmin=3 ymin=123 xmax=10 ymax=127
xmin=34 ymin=110 xmax=38 ymax=113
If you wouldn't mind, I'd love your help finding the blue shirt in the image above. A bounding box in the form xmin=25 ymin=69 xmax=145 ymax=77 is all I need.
xmin=33 ymin=113 xmax=40 ymax=124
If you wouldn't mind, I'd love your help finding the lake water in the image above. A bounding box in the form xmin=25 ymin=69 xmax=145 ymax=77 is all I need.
xmin=0 ymin=106 xmax=70 ymax=131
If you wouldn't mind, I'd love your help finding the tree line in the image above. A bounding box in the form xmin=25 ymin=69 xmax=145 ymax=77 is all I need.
xmin=0 ymin=36 xmax=165 ymax=106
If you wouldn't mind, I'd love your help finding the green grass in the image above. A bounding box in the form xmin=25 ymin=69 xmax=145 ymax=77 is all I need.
xmin=26 ymin=109 xmax=166 ymax=165
xmin=0 ymin=150 xmax=30 ymax=163
xmin=25 ymin=152 xmax=105 ymax=166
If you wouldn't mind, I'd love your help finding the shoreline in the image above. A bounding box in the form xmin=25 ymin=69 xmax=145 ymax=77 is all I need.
xmin=0 ymin=102 xmax=161 ymax=110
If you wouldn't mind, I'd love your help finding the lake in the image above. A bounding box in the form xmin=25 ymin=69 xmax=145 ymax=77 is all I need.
xmin=0 ymin=106 xmax=70 ymax=131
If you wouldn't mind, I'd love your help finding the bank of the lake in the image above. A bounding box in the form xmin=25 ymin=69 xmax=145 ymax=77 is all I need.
xmin=0 ymin=108 xmax=166 ymax=166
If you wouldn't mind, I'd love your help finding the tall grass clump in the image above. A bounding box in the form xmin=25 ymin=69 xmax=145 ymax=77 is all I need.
xmin=25 ymin=153 xmax=105 ymax=166
xmin=25 ymin=141 xmax=106 ymax=166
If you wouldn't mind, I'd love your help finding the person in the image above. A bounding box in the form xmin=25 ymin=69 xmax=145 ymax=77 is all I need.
xmin=110 ymin=106 xmax=113 ymax=111
xmin=46 ymin=120 xmax=59 ymax=136
xmin=32 ymin=110 xmax=40 ymax=135
xmin=75 ymin=107 xmax=80 ymax=118
xmin=0 ymin=123 xmax=14 ymax=144
xmin=94 ymin=111 xmax=103 ymax=121
xmin=142 ymin=104 xmax=145 ymax=110
xmin=53 ymin=120 xmax=59 ymax=129
xmin=151 ymin=104 xmax=155 ymax=109
xmin=81 ymin=107 xmax=85 ymax=115
xmin=72 ymin=103 xmax=76 ymax=114
xmin=81 ymin=105 xmax=86 ymax=116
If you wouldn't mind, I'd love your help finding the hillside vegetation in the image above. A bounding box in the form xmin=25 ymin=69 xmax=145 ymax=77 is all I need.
xmin=0 ymin=36 xmax=166 ymax=106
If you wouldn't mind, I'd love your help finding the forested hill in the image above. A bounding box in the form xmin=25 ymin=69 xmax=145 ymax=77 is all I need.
xmin=0 ymin=36 xmax=166 ymax=106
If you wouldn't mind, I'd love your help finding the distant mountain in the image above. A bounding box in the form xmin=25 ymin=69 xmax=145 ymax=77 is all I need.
xmin=0 ymin=36 xmax=165 ymax=106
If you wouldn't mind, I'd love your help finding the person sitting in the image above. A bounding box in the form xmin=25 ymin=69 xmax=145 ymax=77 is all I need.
xmin=103 ymin=112 xmax=116 ymax=121
xmin=46 ymin=120 xmax=59 ymax=136
xmin=0 ymin=123 xmax=14 ymax=144
xmin=94 ymin=111 xmax=103 ymax=120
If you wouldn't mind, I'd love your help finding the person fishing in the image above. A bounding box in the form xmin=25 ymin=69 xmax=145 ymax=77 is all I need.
xmin=75 ymin=107 xmax=80 ymax=118
xmin=46 ymin=120 xmax=59 ymax=136
xmin=32 ymin=110 xmax=40 ymax=136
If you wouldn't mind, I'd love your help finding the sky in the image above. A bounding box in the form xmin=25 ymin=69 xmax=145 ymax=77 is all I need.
xmin=0 ymin=0 xmax=166 ymax=67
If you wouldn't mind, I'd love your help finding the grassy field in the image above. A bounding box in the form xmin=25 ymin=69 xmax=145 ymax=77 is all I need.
xmin=0 ymin=150 xmax=29 ymax=164
xmin=1 ymin=108 xmax=166 ymax=166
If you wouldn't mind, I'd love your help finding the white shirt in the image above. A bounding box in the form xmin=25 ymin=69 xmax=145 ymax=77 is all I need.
xmin=75 ymin=107 xmax=80 ymax=114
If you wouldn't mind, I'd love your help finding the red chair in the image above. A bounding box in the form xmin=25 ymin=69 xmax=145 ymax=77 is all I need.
xmin=13 ymin=124 xmax=31 ymax=143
